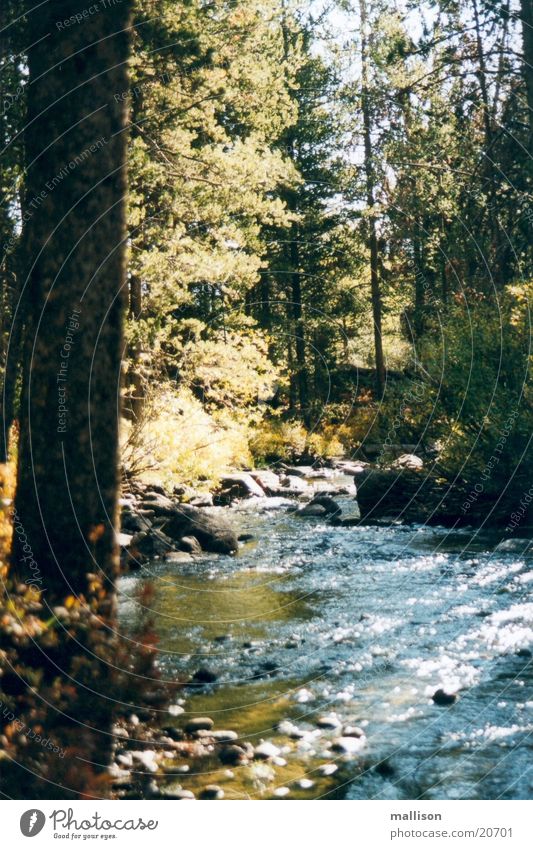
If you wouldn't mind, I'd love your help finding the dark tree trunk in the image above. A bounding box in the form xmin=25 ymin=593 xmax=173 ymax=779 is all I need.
xmin=124 ymin=273 xmax=144 ymax=421
xmin=12 ymin=0 xmax=132 ymax=602
xmin=360 ymin=0 xmax=385 ymax=399
xmin=521 ymin=0 xmax=533 ymax=161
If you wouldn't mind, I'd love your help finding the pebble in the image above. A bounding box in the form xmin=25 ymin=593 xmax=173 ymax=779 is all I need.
xmin=219 ymin=745 xmax=249 ymax=766
xmin=316 ymin=714 xmax=341 ymax=729
xmin=131 ymin=750 xmax=158 ymax=773
xmin=318 ymin=763 xmax=338 ymax=776
xmin=161 ymin=726 xmax=185 ymax=742
xmin=162 ymin=764 xmax=190 ymax=776
xmin=184 ymin=717 xmax=214 ymax=733
xmin=330 ymin=736 xmax=365 ymax=755
xmin=342 ymin=725 xmax=365 ymax=738
xmin=273 ymin=786 xmax=290 ymax=797
xmin=168 ymin=704 xmax=185 ymax=717
xmin=277 ymin=720 xmax=305 ymax=739
xmin=161 ymin=789 xmax=195 ymax=800
xmin=111 ymin=725 xmax=129 ymax=739
xmin=254 ymin=741 xmax=281 ymax=760
xmin=212 ymin=730 xmax=239 ymax=742
xmin=199 ymin=785 xmax=225 ymax=800
xmin=297 ymin=778 xmax=314 ymax=790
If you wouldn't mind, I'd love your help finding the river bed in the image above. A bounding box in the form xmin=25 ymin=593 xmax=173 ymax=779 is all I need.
xmin=119 ymin=482 xmax=533 ymax=800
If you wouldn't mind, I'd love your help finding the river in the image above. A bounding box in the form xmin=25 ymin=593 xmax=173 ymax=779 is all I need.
xmin=119 ymin=476 xmax=533 ymax=800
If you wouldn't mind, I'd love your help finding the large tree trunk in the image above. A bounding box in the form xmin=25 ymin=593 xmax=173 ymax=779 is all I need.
xmin=13 ymin=0 xmax=131 ymax=602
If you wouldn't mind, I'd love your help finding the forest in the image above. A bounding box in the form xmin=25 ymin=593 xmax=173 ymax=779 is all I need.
xmin=0 ymin=0 xmax=532 ymax=802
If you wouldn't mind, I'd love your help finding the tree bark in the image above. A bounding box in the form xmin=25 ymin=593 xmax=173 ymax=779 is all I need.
xmin=13 ymin=0 xmax=132 ymax=602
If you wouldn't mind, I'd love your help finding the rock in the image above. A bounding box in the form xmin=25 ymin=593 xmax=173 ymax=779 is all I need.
xmin=165 ymin=551 xmax=194 ymax=564
xmin=162 ymin=726 xmax=185 ymax=741
xmin=143 ymin=483 xmax=167 ymax=495
xmin=279 ymin=465 xmax=311 ymax=477
xmin=190 ymin=668 xmax=218 ymax=685
xmin=495 ymin=538 xmax=532 ymax=553
xmin=273 ymin=786 xmax=290 ymax=797
xmin=318 ymin=763 xmax=338 ymax=776
xmin=184 ymin=717 xmax=214 ymax=733
xmin=190 ymin=493 xmax=214 ymax=507
xmin=128 ymin=530 xmax=159 ymax=559
xmin=297 ymin=503 xmax=328 ymax=517
xmin=139 ymin=493 xmax=175 ymax=514
xmin=316 ymin=714 xmax=341 ymax=730
xmin=161 ymin=789 xmax=195 ymax=800
xmin=199 ymin=785 xmax=224 ymax=800
xmin=297 ymin=778 xmax=314 ymax=790
xmin=212 ymin=729 xmax=239 ymax=742
xmin=280 ymin=475 xmax=310 ymax=493
xmin=298 ymin=496 xmax=341 ymax=518
xmin=250 ymin=470 xmax=281 ymax=493
xmin=121 ymin=510 xmax=152 ymax=533
xmin=117 ymin=532 xmax=133 ymax=548
xmin=219 ymin=744 xmax=249 ymax=766
xmin=277 ymin=720 xmax=305 ymax=739
xmin=432 ymin=688 xmax=458 ymax=706
xmin=254 ymin=741 xmax=281 ymax=760
xmin=391 ymin=453 xmax=424 ymax=470
xmin=238 ymin=533 xmax=255 ymax=542
xmin=219 ymin=473 xmax=266 ymax=498
xmin=330 ymin=735 xmax=365 ymax=754
xmin=342 ymin=725 xmax=365 ymax=738
xmin=161 ymin=505 xmax=238 ymax=554
xmin=179 ymin=535 xmax=203 ymax=555
xmin=130 ymin=750 xmax=158 ymax=773
xmin=151 ymin=529 xmax=179 ymax=556
xmin=334 ymin=462 xmax=367 ymax=476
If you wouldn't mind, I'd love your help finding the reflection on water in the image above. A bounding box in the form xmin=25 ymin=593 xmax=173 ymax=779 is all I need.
xmin=119 ymin=489 xmax=533 ymax=800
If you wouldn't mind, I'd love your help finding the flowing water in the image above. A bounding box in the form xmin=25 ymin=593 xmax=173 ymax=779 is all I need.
xmin=119 ymin=477 xmax=533 ymax=800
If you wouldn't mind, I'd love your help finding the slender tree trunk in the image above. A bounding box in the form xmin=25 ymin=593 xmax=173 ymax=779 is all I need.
xmin=13 ymin=0 xmax=132 ymax=602
xmin=125 ymin=273 xmax=144 ymax=421
xmin=360 ymin=0 xmax=385 ymax=399
xmin=473 ymin=0 xmax=503 ymax=279
xmin=289 ymin=230 xmax=310 ymax=425
xmin=521 ymin=0 xmax=533 ymax=161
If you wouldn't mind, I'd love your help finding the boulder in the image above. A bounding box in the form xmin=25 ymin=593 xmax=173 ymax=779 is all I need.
xmin=179 ymin=535 xmax=203 ymax=555
xmin=121 ymin=509 xmax=152 ymax=533
xmin=280 ymin=475 xmax=310 ymax=494
xmin=297 ymin=503 xmax=328 ymax=517
xmin=219 ymin=473 xmax=265 ymax=498
xmin=298 ymin=496 xmax=341 ymax=518
xmin=160 ymin=505 xmax=238 ymax=554
xmin=391 ymin=453 xmax=424 ymax=470
xmin=432 ymin=688 xmax=457 ymax=706
xmin=249 ymin=470 xmax=281 ymax=493
xmin=138 ymin=493 xmax=175 ymax=515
